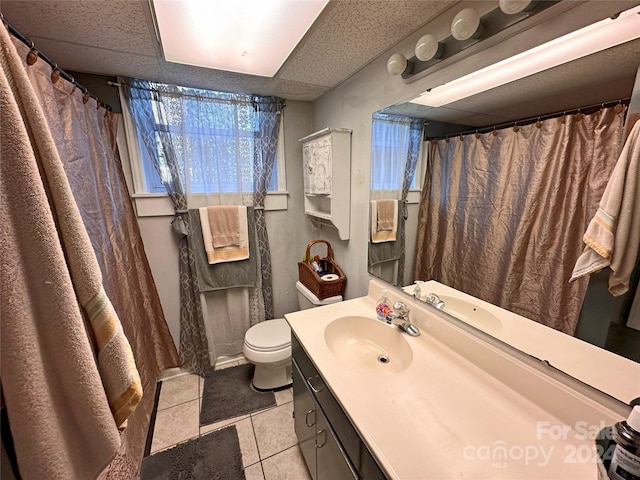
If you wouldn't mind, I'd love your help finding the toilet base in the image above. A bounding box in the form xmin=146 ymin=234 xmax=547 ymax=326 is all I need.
xmin=251 ymin=361 xmax=292 ymax=391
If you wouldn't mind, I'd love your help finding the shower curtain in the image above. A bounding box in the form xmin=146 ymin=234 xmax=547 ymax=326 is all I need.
xmin=415 ymin=106 xmax=626 ymax=334
xmin=4 ymin=29 xmax=180 ymax=478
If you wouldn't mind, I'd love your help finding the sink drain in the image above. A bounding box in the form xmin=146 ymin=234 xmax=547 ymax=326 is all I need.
xmin=378 ymin=355 xmax=390 ymax=364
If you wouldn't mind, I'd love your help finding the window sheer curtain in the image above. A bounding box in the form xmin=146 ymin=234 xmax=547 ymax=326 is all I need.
xmin=124 ymin=80 xmax=283 ymax=370
xmin=6 ymin=35 xmax=179 ymax=478
xmin=415 ymin=106 xmax=626 ymax=334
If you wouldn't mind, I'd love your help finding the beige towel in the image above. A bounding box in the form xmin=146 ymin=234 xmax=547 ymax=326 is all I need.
xmin=377 ymin=199 xmax=396 ymax=231
xmin=570 ymin=120 xmax=640 ymax=296
xmin=1 ymin=24 xmax=127 ymax=479
xmin=207 ymin=205 xmax=240 ymax=247
xmin=371 ymin=199 xmax=398 ymax=243
xmin=199 ymin=206 xmax=249 ymax=264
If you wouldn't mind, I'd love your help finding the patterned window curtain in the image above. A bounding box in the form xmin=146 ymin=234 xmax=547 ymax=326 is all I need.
xmin=396 ymin=119 xmax=424 ymax=285
xmin=252 ymin=97 xmax=285 ymax=319
xmin=124 ymin=80 xmax=210 ymax=376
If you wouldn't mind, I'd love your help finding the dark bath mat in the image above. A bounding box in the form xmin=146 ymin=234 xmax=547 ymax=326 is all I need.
xmin=200 ymin=363 xmax=276 ymax=427
xmin=141 ymin=425 xmax=244 ymax=480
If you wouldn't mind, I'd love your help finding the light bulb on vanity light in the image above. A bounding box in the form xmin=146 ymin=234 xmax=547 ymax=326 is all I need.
xmin=451 ymin=7 xmax=482 ymax=41
xmin=499 ymin=0 xmax=537 ymax=15
xmin=387 ymin=53 xmax=408 ymax=75
xmin=415 ymin=34 xmax=444 ymax=61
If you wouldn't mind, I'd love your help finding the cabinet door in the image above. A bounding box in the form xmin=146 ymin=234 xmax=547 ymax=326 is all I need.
xmin=303 ymin=135 xmax=332 ymax=196
xmin=293 ymin=360 xmax=318 ymax=480
xmin=316 ymin=409 xmax=358 ymax=480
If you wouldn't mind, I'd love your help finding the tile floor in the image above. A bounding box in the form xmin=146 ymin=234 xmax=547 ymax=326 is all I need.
xmin=149 ymin=359 xmax=313 ymax=480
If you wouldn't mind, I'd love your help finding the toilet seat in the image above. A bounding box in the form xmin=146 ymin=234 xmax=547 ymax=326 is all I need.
xmin=244 ymin=318 xmax=291 ymax=352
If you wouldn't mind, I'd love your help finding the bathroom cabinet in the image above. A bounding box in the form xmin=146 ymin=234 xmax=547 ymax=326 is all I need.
xmin=292 ymin=334 xmax=386 ymax=480
xmin=299 ymin=128 xmax=351 ymax=240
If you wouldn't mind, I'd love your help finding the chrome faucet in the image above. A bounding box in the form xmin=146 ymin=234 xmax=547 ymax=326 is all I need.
xmin=424 ymin=293 xmax=445 ymax=310
xmin=385 ymin=301 xmax=420 ymax=337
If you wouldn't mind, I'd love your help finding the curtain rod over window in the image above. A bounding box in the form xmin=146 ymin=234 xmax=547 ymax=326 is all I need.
xmin=425 ymin=97 xmax=631 ymax=141
xmin=110 ymin=80 xmax=287 ymax=110
xmin=1 ymin=14 xmax=112 ymax=111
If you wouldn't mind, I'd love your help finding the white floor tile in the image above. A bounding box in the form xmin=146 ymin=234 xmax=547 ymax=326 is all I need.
xmin=244 ymin=463 xmax=265 ymax=480
xmin=274 ymin=387 xmax=292 ymax=406
xmin=157 ymin=373 xmax=200 ymax=410
xmin=200 ymin=414 xmax=250 ymax=435
xmin=262 ymin=445 xmax=312 ymax=480
xmin=237 ymin=417 xmax=260 ymax=467
xmin=150 ymin=398 xmax=199 ymax=453
xmin=252 ymin=402 xmax=297 ymax=460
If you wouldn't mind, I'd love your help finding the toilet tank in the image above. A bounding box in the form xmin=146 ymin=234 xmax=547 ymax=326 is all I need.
xmin=296 ymin=281 xmax=342 ymax=310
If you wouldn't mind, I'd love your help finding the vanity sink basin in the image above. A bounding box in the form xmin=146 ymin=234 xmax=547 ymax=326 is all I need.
xmin=440 ymin=296 xmax=502 ymax=332
xmin=324 ymin=316 xmax=413 ymax=373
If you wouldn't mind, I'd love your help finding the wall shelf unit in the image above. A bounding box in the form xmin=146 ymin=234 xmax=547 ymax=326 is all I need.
xmin=299 ymin=127 xmax=352 ymax=240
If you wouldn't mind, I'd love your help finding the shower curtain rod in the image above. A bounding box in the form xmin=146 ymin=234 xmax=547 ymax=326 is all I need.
xmin=1 ymin=14 xmax=112 ymax=111
xmin=424 ymin=97 xmax=631 ymax=141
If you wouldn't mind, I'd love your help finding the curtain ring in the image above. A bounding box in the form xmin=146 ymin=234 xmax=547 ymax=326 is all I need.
xmin=50 ymin=63 xmax=60 ymax=84
xmin=614 ymin=101 xmax=624 ymax=114
xmin=491 ymin=128 xmax=498 ymax=137
xmin=512 ymin=122 xmax=519 ymax=133
xmin=535 ymin=117 xmax=542 ymax=129
xmin=574 ymin=108 xmax=584 ymax=122
xmin=459 ymin=134 xmax=464 ymax=142
xmin=445 ymin=136 xmax=450 ymax=144
xmin=26 ymin=47 xmax=38 ymax=65
xmin=82 ymin=86 xmax=90 ymax=104
xmin=474 ymin=130 xmax=480 ymax=139
xmin=559 ymin=112 xmax=567 ymax=124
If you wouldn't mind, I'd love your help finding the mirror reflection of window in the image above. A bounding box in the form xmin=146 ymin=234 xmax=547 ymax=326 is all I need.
xmin=370 ymin=114 xmax=421 ymax=193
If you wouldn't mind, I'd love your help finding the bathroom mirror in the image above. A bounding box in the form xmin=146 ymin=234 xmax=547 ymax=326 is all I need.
xmin=368 ymin=38 xmax=640 ymax=369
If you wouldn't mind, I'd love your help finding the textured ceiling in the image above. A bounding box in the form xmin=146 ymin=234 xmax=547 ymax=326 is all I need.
xmin=2 ymin=0 xmax=638 ymax=124
xmin=0 ymin=0 xmax=457 ymax=101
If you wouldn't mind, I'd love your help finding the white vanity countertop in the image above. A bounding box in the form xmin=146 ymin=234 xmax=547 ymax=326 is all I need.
xmin=286 ymin=279 xmax=630 ymax=479
xmin=404 ymin=280 xmax=640 ymax=405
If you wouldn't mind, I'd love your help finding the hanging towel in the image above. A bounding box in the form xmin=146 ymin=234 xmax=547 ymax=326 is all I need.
xmin=570 ymin=121 xmax=640 ymax=296
xmin=189 ymin=208 xmax=258 ymax=291
xmin=207 ymin=205 xmax=240 ymax=247
xmin=200 ymin=206 xmax=250 ymax=264
xmin=371 ymin=199 xmax=398 ymax=243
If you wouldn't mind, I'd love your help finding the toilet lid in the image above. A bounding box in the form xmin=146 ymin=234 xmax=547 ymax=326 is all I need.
xmin=245 ymin=318 xmax=291 ymax=351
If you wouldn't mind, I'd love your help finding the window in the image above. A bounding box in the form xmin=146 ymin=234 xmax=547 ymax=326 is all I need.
xmin=370 ymin=114 xmax=422 ymax=192
xmin=126 ymin=84 xmax=285 ymax=196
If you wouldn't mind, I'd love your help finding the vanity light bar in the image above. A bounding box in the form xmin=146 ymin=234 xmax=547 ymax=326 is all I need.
xmin=410 ymin=5 xmax=640 ymax=108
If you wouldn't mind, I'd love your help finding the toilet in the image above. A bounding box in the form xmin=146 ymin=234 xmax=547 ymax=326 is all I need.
xmin=243 ymin=281 xmax=342 ymax=391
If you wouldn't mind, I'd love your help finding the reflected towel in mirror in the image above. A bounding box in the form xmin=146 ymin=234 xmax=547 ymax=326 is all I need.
xmin=371 ymin=199 xmax=398 ymax=243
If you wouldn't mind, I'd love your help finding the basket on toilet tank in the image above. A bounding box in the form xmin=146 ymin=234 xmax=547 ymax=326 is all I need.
xmin=297 ymin=240 xmax=346 ymax=300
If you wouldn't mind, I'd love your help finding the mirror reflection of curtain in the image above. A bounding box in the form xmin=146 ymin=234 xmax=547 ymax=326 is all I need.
xmin=370 ymin=114 xmax=423 ymax=285
xmin=415 ymin=106 xmax=626 ymax=334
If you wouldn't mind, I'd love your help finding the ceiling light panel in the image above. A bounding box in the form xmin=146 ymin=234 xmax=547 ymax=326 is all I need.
xmin=152 ymin=0 xmax=329 ymax=77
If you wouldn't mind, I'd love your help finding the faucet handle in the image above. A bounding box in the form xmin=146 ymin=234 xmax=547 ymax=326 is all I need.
xmin=392 ymin=301 xmax=410 ymax=315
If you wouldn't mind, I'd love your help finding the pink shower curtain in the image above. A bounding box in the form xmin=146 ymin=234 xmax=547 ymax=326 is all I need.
xmin=6 ymin=31 xmax=180 ymax=478
xmin=415 ymin=106 xmax=626 ymax=334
